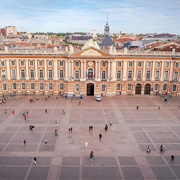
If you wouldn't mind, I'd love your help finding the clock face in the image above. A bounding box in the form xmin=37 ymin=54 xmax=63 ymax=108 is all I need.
xmin=88 ymin=61 xmax=93 ymax=66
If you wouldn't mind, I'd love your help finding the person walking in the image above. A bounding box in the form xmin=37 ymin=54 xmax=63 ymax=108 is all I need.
xmin=55 ymin=130 xmax=58 ymax=136
xmin=99 ymin=133 xmax=102 ymax=141
xmin=89 ymin=150 xmax=94 ymax=162
xmin=4 ymin=109 xmax=7 ymax=114
xmin=45 ymin=109 xmax=47 ymax=113
xmin=137 ymin=106 xmax=139 ymax=110
xmin=85 ymin=141 xmax=88 ymax=148
xmin=171 ymin=155 xmax=174 ymax=162
xmin=105 ymin=124 xmax=108 ymax=131
xmin=146 ymin=145 xmax=151 ymax=153
xmin=160 ymin=144 xmax=163 ymax=152
xmin=45 ymin=138 xmax=48 ymax=145
xmin=12 ymin=110 xmax=15 ymax=115
xmin=23 ymin=139 xmax=26 ymax=146
xmin=33 ymin=157 xmax=37 ymax=165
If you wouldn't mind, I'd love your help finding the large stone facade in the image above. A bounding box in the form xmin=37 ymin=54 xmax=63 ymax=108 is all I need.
xmin=0 ymin=46 xmax=180 ymax=96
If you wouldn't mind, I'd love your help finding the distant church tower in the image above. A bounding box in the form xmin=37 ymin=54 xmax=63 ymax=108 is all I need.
xmin=104 ymin=14 xmax=110 ymax=35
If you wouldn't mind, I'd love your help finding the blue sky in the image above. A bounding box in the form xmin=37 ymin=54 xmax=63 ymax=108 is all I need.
xmin=0 ymin=0 xmax=180 ymax=34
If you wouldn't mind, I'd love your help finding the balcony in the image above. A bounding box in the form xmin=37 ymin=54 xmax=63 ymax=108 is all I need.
xmin=127 ymin=78 xmax=133 ymax=81
xmin=155 ymin=78 xmax=160 ymax=81
xmin=116 ymin=78 xmax=122 ymax=81
xmin=136 ymin=78 xmax=142 ymax=81
xmin=146 ymin=78 xmax=151 ymax=81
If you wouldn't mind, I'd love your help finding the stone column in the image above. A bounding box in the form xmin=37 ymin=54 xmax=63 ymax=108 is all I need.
xmin=83 ymin=61 xmax=86 ymax=79
xmin=44 ymin=60 xmax=47 ymax=80
xmin=169 ymin=61 xmax=174 ymax=81
xmin=111 ymin=61 xmax=116 ymax=81
xmin=160 ymin=61 xmax=164 ymax=81
xmin=98 ymin=61 xmax=101 ymax=80
xmin=35 ymin=60 xmax=38 ymax=80
xmin=151 ymin=61 xmax=155 ymax=81
xmin=68 ymin=61 xmax=71 ymax=78
xmin=26 ymin=59 xmax=29 ymax=79
xmin=54 ymin=59 xmax=58 ymax=80
xmin=142 ymin=61 xmax=146 ymax=81
xmin=71 ymin=61 xmax=74 ymax=78
xmin=65 ymin=60 xmax=68 ymax=80
xmin=123 ymin=61 xmax=127 ymax=80
xmin=6 ymin=59 xmax=10 ymax=80
xmin=133 ymin=61 xmax=137 ymax=80
xmin=16 ymin=59 xmax=20 ymax=79
xmin=108 ymin=61 xmax=111 ymax=79
xmin=80 ymin=61 xmax=83 ymax=80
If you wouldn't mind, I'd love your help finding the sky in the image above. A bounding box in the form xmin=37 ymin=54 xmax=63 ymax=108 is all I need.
xmin=0 ymin=0 xmax=180 ymax=34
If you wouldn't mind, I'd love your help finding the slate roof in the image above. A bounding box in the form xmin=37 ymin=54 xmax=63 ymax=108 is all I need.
xmin=101 ymin=34 xmax=114 ymax=47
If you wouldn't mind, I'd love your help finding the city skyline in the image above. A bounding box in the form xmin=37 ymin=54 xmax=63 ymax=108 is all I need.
xmin=1 ymin=0 xmax=180 ymax=34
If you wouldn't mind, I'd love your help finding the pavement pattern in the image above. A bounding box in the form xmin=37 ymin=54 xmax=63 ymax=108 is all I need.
xmin=0 ymin=95 xmax=180 ymax=180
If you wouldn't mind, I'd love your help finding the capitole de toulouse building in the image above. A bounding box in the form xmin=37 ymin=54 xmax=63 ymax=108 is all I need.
xmin=0 ymin=41 xmax=180 ymax=97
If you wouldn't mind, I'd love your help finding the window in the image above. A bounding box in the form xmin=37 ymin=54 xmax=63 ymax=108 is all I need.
xmin=117 ymin=61 xmax=121 ymax=67
xmin=48 ymin=61 xmax=52 ymax=66
xmin=146 ymin=70 xmax=151 ymax=79
xmin=137 ymin=70 xmax=141 ymax=79
xmin=75 ymin=61 xmax=79 ymax=67
xmin=11 ymin=60 xmax=15 ymax=66
xmin=117 ymin=70 xmax=121 ymax=79
xmin=127 ymin=84 xmax=131 ymax=90
xmin=163 ymin=84 xmax=167 ymax=91
xmin=175 ymin=63 xmax=179 ymax=68
xmin=2 ymin=70 xmax=6 ymax=78
xmin=88 ymin=68 xmax=93 ymax=79
xmin=39 ymin=70 xmax=43 ymax=79
xmin=22 ymin=83 xmax=26 ymax=90
xmin=20 ymin=60 xmax=24 ymax=66
xmin=117 ymin=84 xmax=120 ymax=90
xmin=40 ymin=83 xmax=44 ymax=90
xmin=147 ymin=62 xmax=151 ymax=67
xmin=165 ymin=62 xmax=169 ymax=67
xmin=11 ymin=69 xmax=16 ymax=79
xmin=102 ymin=84 xmax=106 ymax=91
xmin=154 ymin=84 xmax=158 ymax=91
xmin=59 ymin=70 xmax=64 ymax=79
xmin=128 ymin=70 xmax=132 ymax=79
xmin=30 ymin=61 xmax=34 ymax=66
xmin=1 ymin=61 xmax=5 ymax=66
xmin=60 ymin=83 xmax=64 ymax=90
xmin=75 ymin=70 xmax=79 ymax=79
xmin=164 ymin=71 xmax=168 ymax=80
xmin=129 ymin=61 xmax=132 ymax=67
xmin=30 ymin=69 xmax=34 ymax=79
xmin=138 ymin=61 xmax=142 ymax=67
xmin=39 ymin=61 xmax=43 ymax=66
xmin=31 ymin=83 xmax=35 ymax=90
xmin=21 ymin=69 xmax=25 ymax=79
xmin=75 ymin=84 xmax=79 ymax=91
xmin=155 ymin=71 xmax=160 ymax=80
xmin=3 ymin=84 xmax=7 ymax=90
xmin=102 ymin=70 xmax=106 ymax=80
xmin=172 ymin=85 xmax=177 ymax=92
xmin=174 ymin=71 xmax=178 ymax=81
xmin=156 ymin=62 xmax=160 ymax=68
xmin=60 ymin=61 xmax=64 ymax=66
xmin=48 ymin=69 xmax=53 ymax=79
xmin=102 ymin=62 xmax=106 ymax=67
xmin=12 ymin=83 xmax=16 ymax=90
xmin=49 ymin=83 xmax=53 ymax=90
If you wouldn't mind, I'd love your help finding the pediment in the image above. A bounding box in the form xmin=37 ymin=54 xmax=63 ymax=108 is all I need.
xmin=69 ymin=47 xmax=110 ymax=57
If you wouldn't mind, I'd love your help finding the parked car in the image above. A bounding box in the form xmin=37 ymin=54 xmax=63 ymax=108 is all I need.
xmin=96 ymin=95 xmax=101 ymax=102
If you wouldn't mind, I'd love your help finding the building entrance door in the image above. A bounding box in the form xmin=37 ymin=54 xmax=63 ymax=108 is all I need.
xmin=87 ymin=83 xmax=94 ymax=96
xmin=135 ymin=84 xmax=142 ymax=94
xmin=144 ymin=84 xmax=151 ymax=94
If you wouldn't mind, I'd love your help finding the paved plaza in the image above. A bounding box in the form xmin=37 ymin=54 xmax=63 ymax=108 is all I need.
xmin=0 ymin=94 xmax=180 ymax=180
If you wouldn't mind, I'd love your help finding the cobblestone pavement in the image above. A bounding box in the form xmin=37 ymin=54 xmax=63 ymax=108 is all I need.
xmin=0 ymin=95 xmax=180 ymax=180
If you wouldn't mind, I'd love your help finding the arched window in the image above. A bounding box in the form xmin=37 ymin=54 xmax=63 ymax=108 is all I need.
xmin=146 ymin=70 xmax=151 ymax=79
xmin=88 ymin=68 xmax=93 ymax=79
xmin=117 ymin=70 xmax=121 ymax=79
xmin=154 ymin=84 xmax=158 ymax=91
xmin=163 ymin=84 xmax=167 ymax=91
xmin=138 ymin=61 xmax=142 ymax=67
xmin=127 ymin=84 xmax=131 ymax=90
xmin=164 ymin=71 xmax=168 ymax=80
xmin=12 ymin=69 xmax=16 ymax=79
xmin=2 ymin=70 xmax=6 ymax=79
xmin=60 ymin=70 xmax=64 ymax=79
xmin=49 ymin=83 xmax=53 ymax=90
xmin=75 ymin=70 xmax=80 ymax=79
xmin=22 ymin=83 xmax=26 ymax=90
xmin=60 ymin=61 xmax=64 ymax=66
xmin=172 ymin=85 xmax=177 ymax=92
xmin=128 ymin=70 xmax=132 ymax=79
xmin=60 ymin=83 xmax=64 ymax=90
xmin=75 ymin=84 xmax=80 ymax=91
xmin=156 ymin=62 xmax=160 ymax=67
xmin=40 ymin=83 xmax=44 ymax=90
xmin=174 ymin=71 xmax=178 ymax=81
xmin=155 ymin=70 xmax=160 ymax=80
xmin=137 ymin=70 xmax=141 ymax=79
xmin=3 ymin=84 xmax=7 ymax=90
xmin=30 ymin=69 xmax=34 ymax=79
xmin=102 ymin=70 xmax=106 ymax=80
xmin=48 ymin=69 xmax=53 ymax=79
xmin=102 ymin=84 xmax=106 ymax=91
xmin=21 ymin=69 xmax=25 ymax=79
xmin=12 ymin=83 xmax=16 ymax=90
xmin=117 ymin=84 xmax=120 ymax=90
xmin=39 ymin=70 xmax=43 ymax=79
xmin=31 ymin=83 xmax=35 ymax=90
